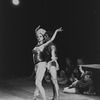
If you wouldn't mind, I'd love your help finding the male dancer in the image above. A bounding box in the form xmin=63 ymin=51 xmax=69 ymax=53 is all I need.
xmin=44 ymin=32 xmax=59 ymax=100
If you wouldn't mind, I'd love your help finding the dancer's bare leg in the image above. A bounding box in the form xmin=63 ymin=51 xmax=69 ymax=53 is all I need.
xmin=49 ymin=66 xmax=59 ymax=100
xmin=33 ymin=62 xmax=46 ymax=100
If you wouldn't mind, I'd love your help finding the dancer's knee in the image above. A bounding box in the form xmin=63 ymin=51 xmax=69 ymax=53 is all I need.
xmin=52 ymin=78 xmax=58 ymax=85
xmin=35 ymin=79 xmax=42 ymax=87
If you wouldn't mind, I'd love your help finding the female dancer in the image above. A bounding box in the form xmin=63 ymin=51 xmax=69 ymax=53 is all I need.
xmin=32 ymin=25 xmax=63 ymax=100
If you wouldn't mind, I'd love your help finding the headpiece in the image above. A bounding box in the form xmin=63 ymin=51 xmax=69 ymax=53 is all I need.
xmin=36 ymin=28 xmax=46 ymax=36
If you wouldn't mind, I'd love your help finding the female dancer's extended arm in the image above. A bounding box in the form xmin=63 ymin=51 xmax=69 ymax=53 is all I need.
xmin=43 ymin=27 xmax=63 ymax=47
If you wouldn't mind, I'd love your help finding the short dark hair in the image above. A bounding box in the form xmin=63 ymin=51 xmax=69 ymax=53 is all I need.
xmin=45 ymin=31 xmax=53 ymax=38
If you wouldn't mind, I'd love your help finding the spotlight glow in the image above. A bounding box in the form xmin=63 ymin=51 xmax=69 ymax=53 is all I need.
xmin=12 ymin=0 xmax=19 ymax=5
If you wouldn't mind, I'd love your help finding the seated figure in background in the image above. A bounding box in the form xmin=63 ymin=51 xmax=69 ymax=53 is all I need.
xmin=63 ymin=65 xmax=96 ymax=95
xmin=46 ymin=70 xmax=67 ymax=84
xmin=57 ymin=70 xmax=68 ymax=84
xmin=73 ymin=58 xmax=85 ymax=80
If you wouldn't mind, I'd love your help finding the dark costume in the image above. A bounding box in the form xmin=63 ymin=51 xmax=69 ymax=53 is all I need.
xmin=32 ymin=42 xmax=57 ymax=70
xmin=73 ymin=66 xmax=82 ymax=80
xmin=75 ymin=72 xmax=95 ymax=94
xmin=32 ymin=45 xmax=46 ymax=65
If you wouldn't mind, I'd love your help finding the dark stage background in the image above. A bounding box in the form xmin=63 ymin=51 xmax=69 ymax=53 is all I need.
xmin=0 ymin=0 xmax=100 ymax=78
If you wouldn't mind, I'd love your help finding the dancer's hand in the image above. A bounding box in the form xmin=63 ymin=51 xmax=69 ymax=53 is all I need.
xmin=55 ymin=27 xmax=63 ymax=33
xmin=35 ymin=25 xmax=40 ymax=32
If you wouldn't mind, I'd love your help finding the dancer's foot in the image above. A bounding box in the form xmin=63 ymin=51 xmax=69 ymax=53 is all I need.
xmin=33 ymin=96 xmax=38 ymax=100
xmin=51 ymin=98 xmax=58 ymax=100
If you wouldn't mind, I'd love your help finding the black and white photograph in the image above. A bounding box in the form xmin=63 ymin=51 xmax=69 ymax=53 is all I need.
xmin=0 ymin=0 xmax=100 ymax=100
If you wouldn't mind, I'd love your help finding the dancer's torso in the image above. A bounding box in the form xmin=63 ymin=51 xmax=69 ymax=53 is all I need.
xmin=32 ymin=43 xmax=56 ymax=65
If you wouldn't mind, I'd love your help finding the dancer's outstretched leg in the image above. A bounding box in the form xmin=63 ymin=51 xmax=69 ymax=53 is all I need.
xmin=33 ymin=62 xmax=46 ymax=100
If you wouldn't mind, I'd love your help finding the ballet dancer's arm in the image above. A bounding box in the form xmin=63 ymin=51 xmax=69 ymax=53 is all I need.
xmin=35 ymin=25 xmax=40 ymax=33
xmin=43 ymin=27 xmax=63 ymax=47
xmin=51 ymin=45 xmax=57 ymax=60
xmin=32 ymin=47 xmax=36 ymax=64
xmin=33 ymin=54 xmax=35 ymax=64
xmin=51 ymin=45 xmax=59 ymax=70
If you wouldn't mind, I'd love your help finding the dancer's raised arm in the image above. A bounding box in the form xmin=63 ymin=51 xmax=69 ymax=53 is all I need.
xmin=79 ymin=65 xmax=85 ymax=77
xmin=35 ymin=25 xmax=40 ymax=33
xmin=43 ymin=27 xmax=63 ymax=47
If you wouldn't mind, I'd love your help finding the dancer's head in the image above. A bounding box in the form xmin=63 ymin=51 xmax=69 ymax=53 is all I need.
xmin=66 ymin=58 xmax=71 ymax=65
xmin=35 ymin=28 xmax=46 ymax=43
xmin=77 ymin=58 xmax=84 ymax=65
xmin=60 ymin=70 xmax=65 ymax=78
xmin=44 ymin=31 xmax=53 ymax=42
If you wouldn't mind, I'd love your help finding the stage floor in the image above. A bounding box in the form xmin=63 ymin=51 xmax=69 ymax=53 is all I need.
xmin=0 ymin=77 xmax=99 ymax=100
